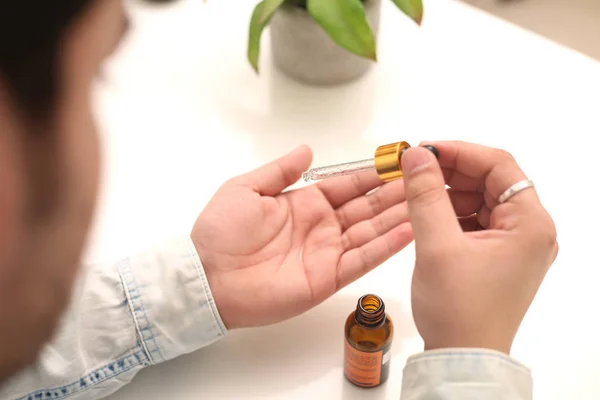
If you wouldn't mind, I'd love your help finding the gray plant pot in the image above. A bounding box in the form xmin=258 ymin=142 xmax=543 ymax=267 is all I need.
xmin=269 ymin=0 xmax=382 ymax=86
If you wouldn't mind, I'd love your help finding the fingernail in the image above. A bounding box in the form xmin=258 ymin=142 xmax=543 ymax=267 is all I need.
xmin=401 ymin=147 xmax=432 ymax=174
xmin=423 ymin=145 xmax=439 ymax=159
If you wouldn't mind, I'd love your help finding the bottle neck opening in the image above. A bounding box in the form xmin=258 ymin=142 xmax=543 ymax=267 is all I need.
xmin=355 ymin=294 xmax=385 ymax=328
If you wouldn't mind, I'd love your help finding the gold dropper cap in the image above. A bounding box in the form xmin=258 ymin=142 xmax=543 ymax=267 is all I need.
xmin=373 ymin=141 xmax=411 ymax=182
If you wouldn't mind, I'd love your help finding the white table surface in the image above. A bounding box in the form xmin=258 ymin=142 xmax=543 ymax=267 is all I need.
xmin=90 ymin=0 xmax=600 ymax=398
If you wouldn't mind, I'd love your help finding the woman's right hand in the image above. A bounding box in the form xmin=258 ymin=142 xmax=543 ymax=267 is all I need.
xmin=400 ymin=141 xmax=558 ymax=355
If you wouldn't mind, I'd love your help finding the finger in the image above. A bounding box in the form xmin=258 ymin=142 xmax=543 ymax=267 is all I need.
xmin=341 ymin=202 xmax=409 ymax=251
xmin=336 ymin=223 xmax=413 ymax=289
xmin=335 ymin=179 xmax=406 ymax=230
xmin=478 ymin=204 xmax=492 ymax=228
xmin=401 ymin=147 xmax=463 ymax=244
xmin=317 ymin=169 xmax=382 ymax=209
xmin=423 ymin=141 xmax=538 ymax=210
xmin=447 ymin=189 xmax=484 ymax=217
xmin=234 ymin=145 xmax=312 ymax=196
xmin=443 ymin=171 xmax=497 ymax=214
xmin=441 ymin=168 xmax=483 ymax=192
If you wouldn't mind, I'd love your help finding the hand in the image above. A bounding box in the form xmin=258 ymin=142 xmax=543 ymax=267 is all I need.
xmin=192 ymin=145 xmax=413 ymax=329
xmin=401 ymin=141 xmax=558 ymax=354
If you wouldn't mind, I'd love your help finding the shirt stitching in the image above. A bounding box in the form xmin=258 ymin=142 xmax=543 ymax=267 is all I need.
xmin=117 ymin=263 xmax=154 ymax=364
xmin=186 ymin=239 xmax=226 ymax=335
xmin=128 ymin=265 xmax=164 ymax=361
xmin=118 ymin=259 xmax=164 ymax=363
xmin=117 ymin=259 xmax=156 ymax=364
xmin=17 ymin=348 xmax=147 ymax=400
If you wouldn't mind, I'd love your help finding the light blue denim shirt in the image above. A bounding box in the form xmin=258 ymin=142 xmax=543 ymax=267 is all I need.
xmin=0 ymin=236 xmax=533 ymax=400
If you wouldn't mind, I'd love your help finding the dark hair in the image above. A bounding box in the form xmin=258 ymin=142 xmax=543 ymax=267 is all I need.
xmin=0 ymin=0 xmax=174 ymax=120
xmin=0 ymin=1 xmax=94 ymax=120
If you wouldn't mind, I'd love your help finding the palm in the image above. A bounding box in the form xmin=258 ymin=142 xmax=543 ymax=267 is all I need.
xmin=192 ymin=146 xmax=413 ymax=329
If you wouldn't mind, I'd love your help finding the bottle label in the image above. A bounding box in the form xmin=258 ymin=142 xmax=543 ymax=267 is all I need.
xmin=344 ymin=341 xmax=383 ymax=387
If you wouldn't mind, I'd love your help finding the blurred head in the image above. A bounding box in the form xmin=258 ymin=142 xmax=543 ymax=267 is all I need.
xmin=0 ymin=0 xmax=160 ymax=381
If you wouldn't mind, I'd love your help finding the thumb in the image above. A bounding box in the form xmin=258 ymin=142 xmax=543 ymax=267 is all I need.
xmin=401 ymin=147 xmax=461 ymax=244
xmin=236 ymin=145 xmax=313 ymax=196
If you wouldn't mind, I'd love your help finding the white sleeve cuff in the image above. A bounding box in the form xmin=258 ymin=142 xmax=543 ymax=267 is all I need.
xmin=118 ymin=235 xmax=227 ymax=364
xmin=401 ymin=348 xmax=533 ymax=400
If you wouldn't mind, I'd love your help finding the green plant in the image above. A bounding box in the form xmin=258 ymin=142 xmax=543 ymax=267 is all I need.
xmin=247 ymin=0 xmax=423 ymax=73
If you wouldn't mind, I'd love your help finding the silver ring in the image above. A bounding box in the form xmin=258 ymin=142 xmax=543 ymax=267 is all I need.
xmin=498 ymin=179 xmax=535 ymax=204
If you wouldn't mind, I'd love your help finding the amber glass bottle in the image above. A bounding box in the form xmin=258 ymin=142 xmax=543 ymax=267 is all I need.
xmin=344 ymin=294 xmax=394 ymax=388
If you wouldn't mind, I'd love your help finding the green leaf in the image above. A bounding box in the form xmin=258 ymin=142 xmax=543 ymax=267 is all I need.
xmin=247 ymin=0 xmax=287 ymax=73
xmin=307 ymin=0 xmax=377 ymax=61
xmin=390 ymin=0 xmax=423 ymax=25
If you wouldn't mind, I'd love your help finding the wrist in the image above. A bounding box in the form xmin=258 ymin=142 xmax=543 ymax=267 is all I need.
xmin=424 ymin=336 xmax=513 ymax=356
